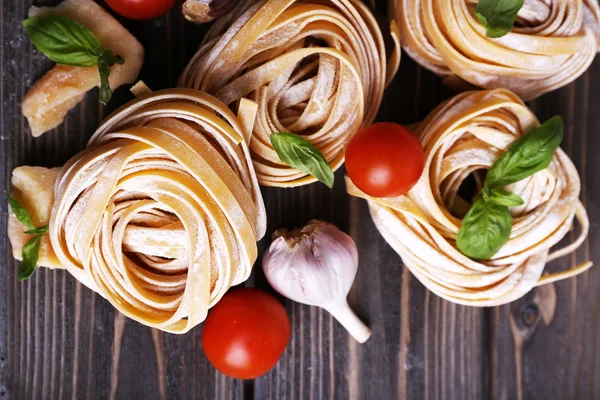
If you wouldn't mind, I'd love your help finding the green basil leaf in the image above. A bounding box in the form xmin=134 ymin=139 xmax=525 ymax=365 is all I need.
xmin=98 ymin=53 xmax=112 ymax=105
xmin=475 ymin=0 xmax=524 ymax=38
xmin=487 ymin=188 xmax=524 ymax=207
xmin=24 ymin=225 xmax=50 ymax=235
xmin=485 ymin=116 xmax=563 ymax=189
xmin=6 ymin=193 xmax=35 ymax=229
xmin=23 ymin=16 xmax=125 ymax=105
xmin=102 ymin=50 xmax=125 ymax=66
xmin=481 ymin=184 xmax=491 ymax=202
xmin=19 ymin=235 xmax=42 ymax=281
xmin=23 ymin=15 xmax=103 ymax=66
xmin=98 ymin=50 xmax=124 ymax=104
xmin=270 ymin=132 xmax=334 ymax=188
xmin=456 ymin=195 xmax=512 ymax=260
xmin=99 ymin=50 xmax=125 ymax=104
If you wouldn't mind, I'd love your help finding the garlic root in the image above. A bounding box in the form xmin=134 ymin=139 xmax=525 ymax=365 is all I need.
xmin=325 ymin=302 xmax=371 ymax=343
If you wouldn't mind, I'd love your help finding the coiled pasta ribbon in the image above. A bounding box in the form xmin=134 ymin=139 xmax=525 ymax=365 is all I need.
xmin=394 ymin=0 xmax=600 ymax=100
xmin=36 ymin=88 xmax=266 ymax=333
xmin=347 ymin=89 xmax=591 ymax=306
xmin=179 ymin=0 xmax=399 ymax=186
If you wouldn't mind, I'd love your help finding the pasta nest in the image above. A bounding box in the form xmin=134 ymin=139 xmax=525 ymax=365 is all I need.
xmin=394 ymin=0 xmax=600 ymax=100
xmin=180 ymin=0 xmax=398 ymax=186
xmin=49 ymin=88 xmax=266 ymax=332
xmin=348 ymin=89 xmax=591 ymax=306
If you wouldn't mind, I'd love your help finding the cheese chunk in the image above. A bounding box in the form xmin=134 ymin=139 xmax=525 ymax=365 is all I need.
xmin=22 ymin=0 xmax=144 ymax=136
xmin=8 ymin=166 xmax=62 ymax=269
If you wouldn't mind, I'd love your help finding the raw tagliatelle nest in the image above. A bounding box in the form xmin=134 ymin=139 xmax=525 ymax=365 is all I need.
xmin=179 ymin=0 xmax=400 ymax=187
xmin=394 ymin=0 xmax=600 ymax=100
xmin=347 ymin=89 xmax=591 ymax=306
xmin=10 ymin=87 xmax=267 ymax=333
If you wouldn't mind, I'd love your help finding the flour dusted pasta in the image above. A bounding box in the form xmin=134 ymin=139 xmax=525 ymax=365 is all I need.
xmin=394 ymin=0 xmax=600 ymax=100
xmin=348 ymin=89 xmax=591 ymax=306
xmin=9 ymin=88 xmax=266 ymax=332
xmin=180 ymin=0 xmax=399 ymax=186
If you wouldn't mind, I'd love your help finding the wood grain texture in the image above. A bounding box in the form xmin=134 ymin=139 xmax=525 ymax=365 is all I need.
xmin=1 ymin=1 xmax=598 ymax=399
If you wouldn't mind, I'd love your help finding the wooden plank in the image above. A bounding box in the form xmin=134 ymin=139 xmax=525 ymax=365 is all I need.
xmin=488 ymin=61 xmax=600 ymax=400
xmin=247 ymin=46 xmax=486 ymax=400
xmin=0 ymin=2 xmax=222 ymax=399
xmin=1 ymin=0 xmax=599 ymax=399
xmin=380 ymin=60 xmax=485 ymax=400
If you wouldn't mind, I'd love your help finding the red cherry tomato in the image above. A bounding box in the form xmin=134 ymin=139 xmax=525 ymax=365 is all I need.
xmin=201 ymin=288 xmax=291 ymax=379
xmin=345 ymin=122 xmax=425 ymax=198
xmin=105 ymin=0 xmax=177 ymax=20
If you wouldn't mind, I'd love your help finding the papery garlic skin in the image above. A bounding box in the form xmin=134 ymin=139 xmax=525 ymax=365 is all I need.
xmin=182 ymin=0 xmax=237 ymax=24
xmin=264 ymin=221 xmax=358 ymax=307
xmin=263 ymin=220 xmax=371 ymax=343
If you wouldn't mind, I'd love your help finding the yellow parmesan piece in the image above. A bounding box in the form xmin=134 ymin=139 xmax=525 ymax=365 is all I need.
xmin=8 ymin=166 xmax=62 ymax=269
xmin=22 ymin=0 xmax=144 ymax=136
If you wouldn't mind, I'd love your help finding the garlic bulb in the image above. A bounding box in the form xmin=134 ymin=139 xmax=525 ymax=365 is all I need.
xmin=262 ymin=220 xmax=371 ymax=343
xmin=182 ymin=0 xmax=236 ymax=24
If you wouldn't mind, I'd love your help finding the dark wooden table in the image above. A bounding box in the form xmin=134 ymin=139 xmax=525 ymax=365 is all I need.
xmin=2 ymin=1 xmax=599 ymax=399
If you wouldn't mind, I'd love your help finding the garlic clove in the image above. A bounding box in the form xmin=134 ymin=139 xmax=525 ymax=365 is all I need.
xmin=263 ymin=220 xmax=371 ymax=343
xmin=262 ymin=235 xmax=321 ymax=306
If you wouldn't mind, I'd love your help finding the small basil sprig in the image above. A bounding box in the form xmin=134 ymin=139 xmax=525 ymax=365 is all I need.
xmin=484 ymin=188 xmax=525 ymax=207
xmin=475 ymin=0 xmax=524 ymax=38
xmin=457 ymin=116 xmax=564 ymax=260
xmin=7 ymin=193 xmax=49 ymax=281
xmin=22 ymin=15 xmax=124 ymax=104
xmin=456 ymin=195 xmax=512 ymax=260
xmin=270 ymin=132 xmax=334 ymax=188
xmin=485 ymin=116 xmax=564 ymax=188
